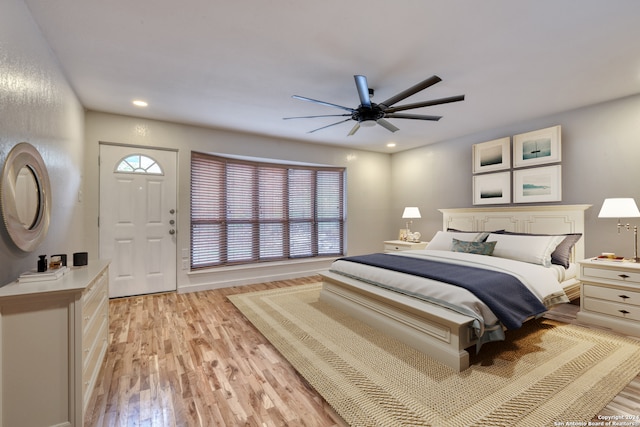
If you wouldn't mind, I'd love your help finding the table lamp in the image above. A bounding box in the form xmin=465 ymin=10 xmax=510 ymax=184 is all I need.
xmin=598 ymin=198 xmax=640 ymax=262
xmin=402 ymin=207 xmax=421 ymax=241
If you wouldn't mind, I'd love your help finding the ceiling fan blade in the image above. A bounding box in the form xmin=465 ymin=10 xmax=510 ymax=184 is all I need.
xmin=354 ymin=75 xmax=371 ymax=108
xmin=383 ymin=95 xmax=465 ymax=113
xmin=283 ymin=114 xmax=351 ymax=120
xmin=307 ymin=118 xmax=352 ymax=134
xmin=347 ymin=123 xmax=360 ymax=136
xmin=376 ymin=118 xmax=400 ymax=133
xmin=385 ymin=113 xmax=442 ymax=121
xmin=292 ymin=95 xmax=355 ymax=113
xmin=379 ymin=75 xmax=442 ymax=108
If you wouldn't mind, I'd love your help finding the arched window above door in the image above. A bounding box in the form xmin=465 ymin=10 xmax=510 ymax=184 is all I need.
xmin=114 ymin=154 xmax=163 ymax=175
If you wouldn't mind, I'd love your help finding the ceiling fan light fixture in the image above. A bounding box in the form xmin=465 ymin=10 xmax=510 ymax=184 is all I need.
xmin=286 ymin=74 xmax=464 ymax=135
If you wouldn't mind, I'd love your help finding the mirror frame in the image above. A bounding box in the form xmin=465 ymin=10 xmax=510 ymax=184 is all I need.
xmin=0 ymin=142 xmax=51 ymax=252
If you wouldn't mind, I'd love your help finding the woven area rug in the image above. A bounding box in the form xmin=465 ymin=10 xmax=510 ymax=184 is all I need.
xmin=228 ymin=283 xmax=640 ymax=427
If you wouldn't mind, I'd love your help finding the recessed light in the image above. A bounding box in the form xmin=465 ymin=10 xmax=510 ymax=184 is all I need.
xmin=132 ymin=100 xmax=148 ymax=107
xmin=386 ymin=142 xmax=397 ymax=148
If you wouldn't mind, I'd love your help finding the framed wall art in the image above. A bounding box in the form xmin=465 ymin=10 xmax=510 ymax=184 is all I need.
xmin=473 ymin=171 xmax=511 ymax=205
xmin=472 ymin=137 xmax=511 ymax=174
xmin=513 ymin=165 xmax=562 ymax=203
xmin=513 ymin=125 xmax=561 ymax=168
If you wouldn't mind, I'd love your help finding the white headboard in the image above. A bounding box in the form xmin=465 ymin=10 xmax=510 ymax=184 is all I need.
xmin=439 ymin=204 xmax=591 ymax=262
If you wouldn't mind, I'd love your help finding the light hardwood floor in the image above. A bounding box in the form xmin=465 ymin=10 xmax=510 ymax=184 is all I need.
xmin=84 ymin=276 xmax=640 ymax=426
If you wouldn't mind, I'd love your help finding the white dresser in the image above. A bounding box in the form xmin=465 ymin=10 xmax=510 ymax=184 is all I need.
xmin=384 ymin=239 xmax=428 ymax=252
xmin=577 ymin=258 xmax=640 ymax=336
xmin=0 ymin=260 xmax=110 ymax=427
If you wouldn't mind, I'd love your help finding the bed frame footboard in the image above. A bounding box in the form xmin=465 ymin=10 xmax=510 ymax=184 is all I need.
xmin=320 ymin=271 xmax=477 ymax=372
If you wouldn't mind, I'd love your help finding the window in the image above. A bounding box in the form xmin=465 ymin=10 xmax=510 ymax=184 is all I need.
xmin=115 ymin=154 xmax=163 ymax=175
xmin=190 ymin=152 xmax=346 ymax=269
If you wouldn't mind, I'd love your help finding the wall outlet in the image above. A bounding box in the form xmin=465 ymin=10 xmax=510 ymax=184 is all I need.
xmin=182 ymin=259 xmax=189 ymax=270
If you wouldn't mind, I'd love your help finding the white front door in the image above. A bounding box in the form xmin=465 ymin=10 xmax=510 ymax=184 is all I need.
xmin=99 ymin=144 xmax=178 ymax=298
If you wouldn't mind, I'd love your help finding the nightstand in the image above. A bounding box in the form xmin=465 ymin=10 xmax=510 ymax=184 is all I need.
xmin=384 ymin=240 xmax=428 ymax=252
xmin=577 ymin=258 xmax=640 ymax=336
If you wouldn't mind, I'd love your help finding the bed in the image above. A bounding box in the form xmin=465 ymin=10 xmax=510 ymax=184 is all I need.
xmin=319 ymin=205 xmax=591 ymax=371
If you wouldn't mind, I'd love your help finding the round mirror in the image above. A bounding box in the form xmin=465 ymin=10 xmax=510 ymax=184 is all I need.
xmin=0 ymin=142 xmax=51 ymax=252
xmin=16 ymin=166 xmax=41 ymax=229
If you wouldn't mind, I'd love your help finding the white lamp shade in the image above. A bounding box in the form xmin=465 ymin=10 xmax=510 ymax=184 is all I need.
xmin=402 ymin=207 xmax=421 ymax=219
xmin=598 ymin=198 xmax=640 ymax=218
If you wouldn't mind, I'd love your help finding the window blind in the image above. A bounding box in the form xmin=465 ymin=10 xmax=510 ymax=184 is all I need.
xmin=190 ymin=152 xmax=345 ymax=269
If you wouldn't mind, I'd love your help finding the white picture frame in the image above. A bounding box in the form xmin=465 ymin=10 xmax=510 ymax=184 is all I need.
xmin=513 ymin=125 xmax=561 ymax=168
xmin=513 ymin=165 xmax=562 ymax=203
xmin=473 ymin=171 xmax=511 ymax=205
xmin=472 ymin=137 xmax=511 ymax=174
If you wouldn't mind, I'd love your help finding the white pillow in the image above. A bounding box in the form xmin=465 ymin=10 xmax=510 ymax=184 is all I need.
xmin=426 ymin=231 xmax=489 ymax=251
xmin=488 ymin=233 xmax=565 ymax=267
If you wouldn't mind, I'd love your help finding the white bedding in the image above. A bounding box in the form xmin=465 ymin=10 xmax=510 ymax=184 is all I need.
xmin=554 ymin=262 xmax=578 ymax=283
xmin=329 ymin=249 xmax=571 ymax=338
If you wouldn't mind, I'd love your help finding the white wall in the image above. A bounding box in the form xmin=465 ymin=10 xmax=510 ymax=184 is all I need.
xmin=391 ymin=94 xmax=640 ymax=258
xmin=84 ymin=112 xmax=391 ymax=292
xmin=0 ymin=0 xmax=85 ymax=286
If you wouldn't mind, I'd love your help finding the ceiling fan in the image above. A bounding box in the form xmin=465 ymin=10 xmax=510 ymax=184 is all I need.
xmin=284 ymin=75 xmax=464 ymax=136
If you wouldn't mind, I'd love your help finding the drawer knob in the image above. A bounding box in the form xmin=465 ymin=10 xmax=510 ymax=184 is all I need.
xmin=619 ymin=309 xmax=630 ymax=315
xmin=619 ymin=294 xmax=631 ymax=300
xmin=618 ymin=274 xmax=630 ymax=280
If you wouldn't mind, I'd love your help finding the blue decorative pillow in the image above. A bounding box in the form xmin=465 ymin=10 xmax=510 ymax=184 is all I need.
xmin=451 ymin=238 xmax=497 ymax=255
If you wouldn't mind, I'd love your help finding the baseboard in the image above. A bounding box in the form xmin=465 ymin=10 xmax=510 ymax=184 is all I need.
xmin=179 ymin=257 xmax=334 ymax=293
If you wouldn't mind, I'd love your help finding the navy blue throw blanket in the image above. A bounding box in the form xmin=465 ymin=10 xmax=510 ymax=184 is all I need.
xmin=338 ymin=253 xmax=547 ymax=330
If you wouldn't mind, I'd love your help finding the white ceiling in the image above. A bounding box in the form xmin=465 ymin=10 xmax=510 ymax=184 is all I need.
xmin=24 ymin=0 xmax=640 ymax=153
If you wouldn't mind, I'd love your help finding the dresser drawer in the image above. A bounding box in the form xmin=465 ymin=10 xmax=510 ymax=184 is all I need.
xmin=583 ymin=297 xmax=640 ymax=322
xmin=385 ymin=243 xmax=407 ymax=252
xmin=82 ymin=271 xmax=107 ymax=324
xmin=583 ymin=284 xmax=640 ymax=307
xmin=83 ymin=297 xmax=108 ymax=366
xmin=83 ymin=269 xmax=107 ymax=303
xmin=582 ymin=266 xmax=640 ymax=286
xmin=384 ymin=240 xmax=427 ymax=252
xmin=83 ymin=311 xmax=108 ymax=372
xmin=84 ymin=288 xmax=108 ymax=336
xmin=82 ymin=319 xmax=108 ymax=408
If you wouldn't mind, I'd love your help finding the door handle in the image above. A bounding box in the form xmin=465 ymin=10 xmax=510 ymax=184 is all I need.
xmin=169 ymin=219 xmax=175 ymax=225
xmin=169 ymin=229 xmax=175 ymax=235
xmin=169 ymin=209 xmax=175 ymax=214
